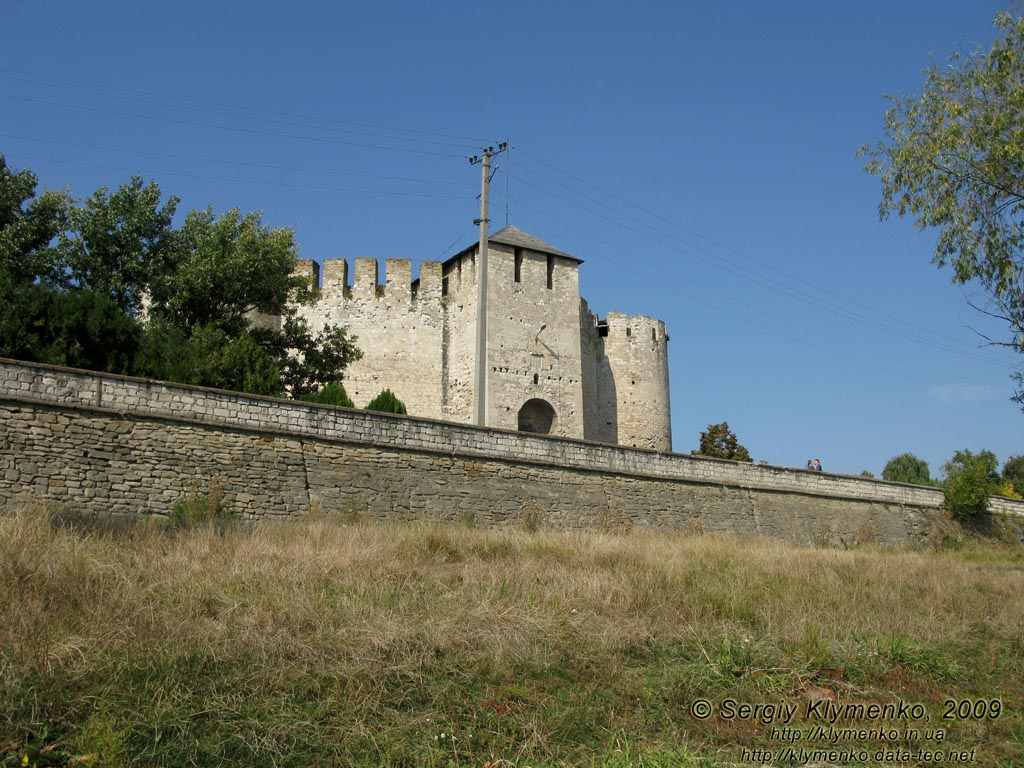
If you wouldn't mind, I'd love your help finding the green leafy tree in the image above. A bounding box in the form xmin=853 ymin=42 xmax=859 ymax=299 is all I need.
xmin=881 ymin=453 xmax=933 ymax=485
xmin=297 ymin=381 xmax=355 ymax=408
xmin=693 ymin=421 xmax=752 ymax=462
xmin=56 ymin=175 xmax=178 ymax=315
xmin=0 ymin=154 xmax=69 ymax=285
xmin=133 ymin=318 xmax=283 ymax=395
xmin=0 ymin=159 xmax=360 ymax=397
xmin=0 ymin=276 xmax=139 ymax=374
xmin=143 ymin=206 xmax=361 ymax=395
xmin=860 ymin=11 xmax=1024 ymax=408
xmin=252 ymin=315 xmax=361 ymax=397
xmin=1003 ymin=454 xmax=1024 ymax=487
xmin=146 ymin=207 xmax=300 ymax=333
xmin=365 ymin=389 xmax=407 ymax=415
xmin=942 ymin=449 xmax=1000 ymax=520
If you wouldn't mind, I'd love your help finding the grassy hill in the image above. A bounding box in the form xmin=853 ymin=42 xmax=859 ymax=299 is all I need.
xmin=1 ymin=506 xmax=1022 ymax=767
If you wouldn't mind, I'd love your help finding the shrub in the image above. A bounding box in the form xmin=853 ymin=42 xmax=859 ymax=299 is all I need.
xmin=1002 ymin=455 xmax=1024 ymax=489
xmin=693 ymin=421 xmax=752 ymax=462
xmin=168 ymin=476 xmax=230 ymax=529
xmin=297 ymin=381 xmax=354 ymax=408
xmin=942 ymin=450 xmax=999 ymax=521
xmin=882 ymin=453 xmax=931 ymax=485
xmin=520 ymin=500 xmax=544 ymax=533
xmin=365 ymin=388 xmax=407 ymax=415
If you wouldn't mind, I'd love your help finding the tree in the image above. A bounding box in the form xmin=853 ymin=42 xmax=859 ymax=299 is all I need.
xmin=365 ymin=389 xmax=407 ymax=415
xmin=146 ymin=206 xmax=301 ymax=333
xmin=133 ymin=318 xmax=284 ymax=396
xmin=251 ymin=314 xmax=361 ymax=397
xmin=0 ymin=275 xmax=139 ymax=374
xmin=141 ymin=206 xmax=361 ymax=395
xmin=0 ymin=154 xmax=69 ymax=285
xmin=297 ymin=381 xmax=355 ymax=408
xmin=881 ymin=452 xmax=932 ymax=485
xmin=693 ymin=421 xmax=752 ymax=462
xmin=56 ymin=175 xmax=178 ymax=315
xmin=942 ymin=449 xmax=1000 ymax=520
xmin=1003 ymin=454 xmax=1024 ymax=487
xmin=860 ymin=11 xmax=1024 ymax=409
xmin=0 ymin=159 xmax=361 ymax=397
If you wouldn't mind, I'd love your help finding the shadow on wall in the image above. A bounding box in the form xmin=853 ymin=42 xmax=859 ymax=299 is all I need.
xmin=597 ymin=355 xmax=617 ymax=444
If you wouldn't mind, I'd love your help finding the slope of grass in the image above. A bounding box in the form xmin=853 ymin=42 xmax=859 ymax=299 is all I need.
xmin=1 ymin=505 xmax=1022 ymax=767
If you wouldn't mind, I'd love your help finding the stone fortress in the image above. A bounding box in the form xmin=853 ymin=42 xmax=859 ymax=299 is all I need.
xmin=288 ymin=225 xmax=673 ymax=452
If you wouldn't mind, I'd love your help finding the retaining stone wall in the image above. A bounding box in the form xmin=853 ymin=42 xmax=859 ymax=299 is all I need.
xmin=1 ymin=359 xmax=1021 ymax=545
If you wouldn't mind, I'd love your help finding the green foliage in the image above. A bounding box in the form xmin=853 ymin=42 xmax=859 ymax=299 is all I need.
xmin=134 ymin=318 xmax=284 ymax=395
xmin=56 ymin=175 xmax=178 ymax=315
xmin=1003 ymin=454 xmax=1024 ymax=487
xmin=0 ymin=157 xmax=360 ymax=397
xmin=859 ymin=469 xmax=876 ymax=478
xmin=0 ymin=155 xmax=69 ymax=286
xmin=0 ymin=277 xmax=139 ymax=374
xmin=693 ymin=421 xmax=752 ymax=462
xmin=254 ymin=314 xmax=362 ymax=397
xmin=943 ymin=449 xmax=1000 ymax=520
xmin=75 ymin=710 xmax=130 ymax=768
xmin=168 ymin=476 xmax=230 ymax=528
xmin=364 ymin=388 xmax=407 ymax=415
xmin=882 ymin=452 xmax=933 ymax=485
xmin=296 ymin=381 xmax=355 ymax=407
xmin=860 ymin=11 xmax=1024 ymax=408
xmin=146 ymin=206 xmax=300 ymax=333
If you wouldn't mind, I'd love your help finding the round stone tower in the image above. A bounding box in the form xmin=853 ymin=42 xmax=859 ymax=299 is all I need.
xmin=598 ymin=312 xmax=671 ymax=452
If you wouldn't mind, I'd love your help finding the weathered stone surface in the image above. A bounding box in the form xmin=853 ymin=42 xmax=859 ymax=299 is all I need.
xmin=1 ymin=358 xmax=1022 ymax=545
xmin=290 ymin=227 xmax=673 ymax=451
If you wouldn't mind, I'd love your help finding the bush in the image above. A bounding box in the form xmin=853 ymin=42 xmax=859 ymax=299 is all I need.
xmin=0 ymin=278 xmax=140 ymax=375
xmin=942 ymin=450 xmax=999 ymax=521
xmin=168 ymin=476 xmax=231 ymax=529
xmin=1002 ymin=455 xmax=1024 ymax=489
xmin=296 ymin=381 xmax=354 ymax=408
xmin=882 ymin=453 xmax=932 ymax=485
xmin=365 ymin=388 xmax=407 ymax=415
xmin=693 ymin=421 xmax=752 ymax=462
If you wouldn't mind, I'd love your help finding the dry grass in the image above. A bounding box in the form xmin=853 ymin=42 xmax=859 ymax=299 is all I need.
xmin=1 ymin=505 xmax=1022 ymax=766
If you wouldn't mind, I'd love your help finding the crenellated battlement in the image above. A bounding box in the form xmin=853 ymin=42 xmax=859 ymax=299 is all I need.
xmin=297 ymin=258 xmax=446 ymax=304
xmin=286 ymin=225 xmax=671 ymax=451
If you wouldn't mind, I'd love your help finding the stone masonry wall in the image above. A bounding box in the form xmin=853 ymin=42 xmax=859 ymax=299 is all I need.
xmin=1 ymin=359 xmax=1021 ymax=545
xmin=292 ymin=257 xmax=446 ymax=416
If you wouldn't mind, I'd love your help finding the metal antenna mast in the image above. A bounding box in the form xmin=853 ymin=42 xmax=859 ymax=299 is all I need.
xmin=469 ymin=141 xmax=508 ymax=427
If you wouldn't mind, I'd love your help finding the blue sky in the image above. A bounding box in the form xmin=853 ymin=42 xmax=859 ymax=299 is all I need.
xmin=3 ymin=0 xmax=1020 ymax=477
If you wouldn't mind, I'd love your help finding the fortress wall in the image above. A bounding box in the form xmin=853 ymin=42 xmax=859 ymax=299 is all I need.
xmin=487 ymin=243 xmax=585 ymax=437
xmin=579 ymin=301 xmax=607 ymax=443
xmin=3 ymin=359 xmax=1022 ymax=544
xmin=600 ymin=313 xmax=672 ymax=452
xmin=292 ymin=258 xmax=444 ymax=417
xmin=441 ymin=251 xmax=478 ymax=423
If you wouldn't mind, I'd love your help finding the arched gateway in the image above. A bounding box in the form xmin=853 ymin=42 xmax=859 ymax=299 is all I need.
xmin=517 ymin=398 xmax=556 ymax=434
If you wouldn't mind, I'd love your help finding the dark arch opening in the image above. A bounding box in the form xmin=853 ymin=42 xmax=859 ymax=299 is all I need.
xmin=518 ymin=398 xmax=556 ymax=435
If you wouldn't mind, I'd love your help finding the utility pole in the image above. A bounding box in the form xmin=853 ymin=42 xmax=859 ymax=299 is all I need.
xmin=469 ymin=142 xmax=508 ymax=427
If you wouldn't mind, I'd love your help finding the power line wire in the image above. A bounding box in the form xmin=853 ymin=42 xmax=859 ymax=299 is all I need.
xmin=0 ymin=67 xmax=491 ymax=145
xmin=508 ymin=170 xmax=1005 ymax=369
xmin=502 ymin=204 xmax=1002 ymax=387
xmin=8 ymin=153 xmax=475 ymax=201
xmin=0 ymin=134 xmax=469 ymax=187
xmin=0 ymin=92 xmax=467 ymax=158
xmin=515 ymin=147 xmax=990 ymax=354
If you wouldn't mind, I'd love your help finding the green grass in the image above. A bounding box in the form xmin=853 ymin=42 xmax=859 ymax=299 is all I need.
xmin=1 ymin=505 xmax=1022 ymax=767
